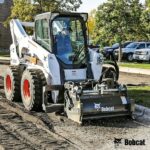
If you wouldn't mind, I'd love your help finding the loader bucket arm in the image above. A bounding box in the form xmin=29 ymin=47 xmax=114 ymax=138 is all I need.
xmin=10 ymin=19 xmax=28 ymax=45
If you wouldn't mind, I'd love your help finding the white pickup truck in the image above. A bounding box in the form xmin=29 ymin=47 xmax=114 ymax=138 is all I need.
xmin=133 ymin=45 xmax=150 ymax=62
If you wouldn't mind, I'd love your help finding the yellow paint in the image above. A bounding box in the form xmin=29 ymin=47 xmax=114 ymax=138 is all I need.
xmin=30 ymin=57 xmax=37 ymax=64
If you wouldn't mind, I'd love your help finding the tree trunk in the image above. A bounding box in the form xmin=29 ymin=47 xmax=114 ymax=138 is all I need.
xmin=118 ymin=42 xmax=122 ymax=62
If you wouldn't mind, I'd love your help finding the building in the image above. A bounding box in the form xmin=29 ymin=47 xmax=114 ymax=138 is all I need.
xmin=0 ymin=0 xmax=13 ymax=49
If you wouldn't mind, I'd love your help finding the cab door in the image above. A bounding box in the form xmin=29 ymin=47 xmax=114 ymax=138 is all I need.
xmin=35 ymin=19 xmax=51 ymax=51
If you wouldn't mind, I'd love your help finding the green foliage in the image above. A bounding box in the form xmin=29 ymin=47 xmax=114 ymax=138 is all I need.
xmin=128 ymin=86 xmax=150 ymax=107
xmin=145 ymin=0 xmax=150 ymax=8
xmin=119 ymin=62 xmax=150 ymax=69
xmin=9 ymin=0 xmax=36 ymax=22
xmin=88 ymin=9 xmax=96 ymax=40
xmin=140 ymin=0 xmax=150 ymax=40
xmin=94 ymin=0 xmax=147 ymax=46
xmin=33 ymin=0 xmax=82 ymax=12
xmin=5 ymin=0 xmax=82 ymax=25
xmin=0 ymin=51 xmax=10 ymax=57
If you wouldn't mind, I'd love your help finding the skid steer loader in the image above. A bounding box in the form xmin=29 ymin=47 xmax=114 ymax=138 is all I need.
xmin=4 ymin=12 xmax=134 ymax=123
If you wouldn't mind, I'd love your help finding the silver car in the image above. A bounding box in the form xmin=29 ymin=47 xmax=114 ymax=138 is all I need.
xmin=133 ymin=45 xmax=150 ymax=62
xmin=114 ymin=42 xmax=150 ymax=61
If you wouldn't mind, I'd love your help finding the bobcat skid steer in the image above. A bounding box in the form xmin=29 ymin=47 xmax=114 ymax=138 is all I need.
xmin=4 ymin=12 xmax=134 ymax=124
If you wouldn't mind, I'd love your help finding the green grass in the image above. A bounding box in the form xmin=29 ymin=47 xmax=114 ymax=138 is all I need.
xmin=119 ymin=63 xmax=150 ymax=69
xmin=128 ymin=86 xmax=150 ymax=107
xmin=0 ymin=52 xmax=10 ymax=57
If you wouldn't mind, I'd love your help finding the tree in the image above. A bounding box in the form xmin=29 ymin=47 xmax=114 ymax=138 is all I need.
xmin=7 ymin=0 xmax=36 ymax=22
xmin=126 ymin=0 xmax=149 ymax=41
xmin=33 ymin=0 xmax=82 ymax=12
xmin=145 ymin=0 xmax=150 ymax=8
xmin=140 ymin=0 xmax=150 ymax=40
xmin=5 ymin=0 xmax=82 ymax=23
xmin=94 ymin=0 xmax=146 ymax=62
xmin=87 ymin=9 xmax=96 ymax=41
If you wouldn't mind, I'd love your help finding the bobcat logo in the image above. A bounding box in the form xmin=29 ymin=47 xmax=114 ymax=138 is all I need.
xmin=94 ymin=103 xmax=101 ymax=110
xmin=114 ymin=138 xmax=122 ymax=146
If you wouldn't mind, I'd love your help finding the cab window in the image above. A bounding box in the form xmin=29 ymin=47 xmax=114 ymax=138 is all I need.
xmin=35 ymin=19 xmax=51 ymax=50
xmin=52 ymin=17 xmax=86 ymax=65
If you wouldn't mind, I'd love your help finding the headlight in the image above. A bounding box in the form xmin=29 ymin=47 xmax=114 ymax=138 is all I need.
xmin=141 ymin=51 xmax=148 ymax=55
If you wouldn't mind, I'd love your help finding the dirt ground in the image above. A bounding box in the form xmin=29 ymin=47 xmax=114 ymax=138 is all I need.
xmin=48 ymin=114 xmax=150 ymax=150
xmin=119 ymin=72 xmax=150 ymax=85
xmin=0 ymin=64 xmax=150 ymax=150
xmin=0 ymin=94 xmax=150 ymax=150
xmin=0 ymin=104 xmax=74 ymax=150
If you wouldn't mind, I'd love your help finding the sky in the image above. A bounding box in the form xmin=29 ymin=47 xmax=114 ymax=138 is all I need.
xmin=77 ymin=0 xmax=145 ymax=13
xmin=0 ymin=0 xmax=4 ymax=3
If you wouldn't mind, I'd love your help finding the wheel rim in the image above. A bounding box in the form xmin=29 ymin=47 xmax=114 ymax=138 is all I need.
xmin=6 ymin=75 xmax=12 ymax=92
xmin=128 ymin=54 xmax=133 ymax=61
xmin=23 ymin=79 xmax=30 ymax=99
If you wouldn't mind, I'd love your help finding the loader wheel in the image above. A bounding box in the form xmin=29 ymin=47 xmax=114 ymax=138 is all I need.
xmin=101 ymin=67 xmax=117 ymax=81
xmin=127 ymin=53 xmax=133 ymax=62
xmin=4 ymin=66 xmax=21 ymax=101
xmin=21 ymin=69 xmax=43 ymax=111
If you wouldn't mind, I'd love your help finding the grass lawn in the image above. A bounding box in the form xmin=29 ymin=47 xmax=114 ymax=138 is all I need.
xmin=128 ymin=86 xmax=150 ymax=107
xmin=119 ymin=62 xmax=150 ymax=69
xmin=0 ymin=51 xmax=10 ymax=57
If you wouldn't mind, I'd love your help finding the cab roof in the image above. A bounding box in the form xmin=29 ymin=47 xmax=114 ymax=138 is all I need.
xmin=35 ymin=12 xmax=88 ymax=22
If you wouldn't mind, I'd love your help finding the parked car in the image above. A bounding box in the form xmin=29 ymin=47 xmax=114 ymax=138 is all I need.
xmin=133 ymin=44 xmax=150 ymax=62
xmin=103 ymin=42 xmax=132 ymax=59
xmin=114 ymin=42 xmax=150 ymax=61
xmin=88 ymin=44 xmax=100 ymax=51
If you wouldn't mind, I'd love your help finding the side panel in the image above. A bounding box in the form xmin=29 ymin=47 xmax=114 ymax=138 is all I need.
xmin=26 ymin=39 xmax=61 ymax=86
xmin=89 ymin=48 xmax=103 ymax=81
xmin=47 ymin=54 xmax=61 ymax=85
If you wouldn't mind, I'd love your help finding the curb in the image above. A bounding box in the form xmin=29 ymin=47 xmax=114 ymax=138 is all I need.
xmin=0 ymin=57 xmax=10 ymax=64
xmin=0 ymin=57 xmax=10 ymax=65
xmin=120 ymin=67 xmax=150 ymax=75
xmin=0 ymin=57 xmax=10 ymax=61
xmin=134 ymin=104 xmax=150 ymax=120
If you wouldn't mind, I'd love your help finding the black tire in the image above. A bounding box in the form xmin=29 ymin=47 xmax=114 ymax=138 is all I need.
xmin=21 ymin=69 xmax=45 ymax=111
xmin=101 ymin=67 xmax=117 ymax=81
xmin=127 ymin=53 xmax=133 ymax=62
xmin=4 ymin=66 xmax=21 ymax=101
xmin=136 ymin=60 xmax=143 ymax=63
